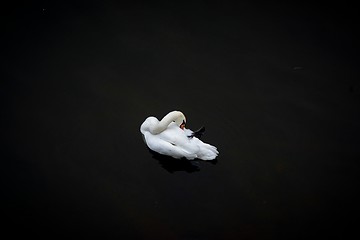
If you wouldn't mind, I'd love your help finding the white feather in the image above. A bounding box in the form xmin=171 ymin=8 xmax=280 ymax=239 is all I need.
xmin=140 ymin=111 xmax=219 ymax=160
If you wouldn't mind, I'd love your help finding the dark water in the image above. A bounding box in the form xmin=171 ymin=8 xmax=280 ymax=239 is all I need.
xmin=2 ymin=2 xmax=359 ymax=239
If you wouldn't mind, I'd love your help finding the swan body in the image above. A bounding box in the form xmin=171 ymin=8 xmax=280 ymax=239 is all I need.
xmin=140 ymin=111 xmax=219 ymax=160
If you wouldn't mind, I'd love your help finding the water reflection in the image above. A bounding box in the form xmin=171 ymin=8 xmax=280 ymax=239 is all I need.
xmin=148 ymin=149 xmax=217 ymax=173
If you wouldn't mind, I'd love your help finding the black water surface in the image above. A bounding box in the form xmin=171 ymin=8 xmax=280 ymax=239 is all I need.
xmin=2 ymin=1 xmax=359 ymax=239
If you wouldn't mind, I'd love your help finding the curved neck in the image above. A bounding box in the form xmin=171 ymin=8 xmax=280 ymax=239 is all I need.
xmin=151 ymin=111 xmax=185 ymax=134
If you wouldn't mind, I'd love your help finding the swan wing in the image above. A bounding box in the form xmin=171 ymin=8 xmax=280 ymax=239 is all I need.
xmin=143 ymin=122 xmax=218 ymax=160
xmin=145 ymin=132 xmax=197 ymax=159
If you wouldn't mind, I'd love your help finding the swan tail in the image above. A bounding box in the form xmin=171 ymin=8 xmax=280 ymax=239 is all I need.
xmin=197 ymin=144 xmax=219 ymax=161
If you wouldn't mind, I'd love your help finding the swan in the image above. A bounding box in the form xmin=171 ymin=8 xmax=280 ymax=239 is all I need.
xmin=140 ymin=111 xmax=219 ymax=160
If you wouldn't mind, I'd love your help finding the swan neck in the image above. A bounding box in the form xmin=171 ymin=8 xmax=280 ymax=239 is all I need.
xmin=151 ymin=111 xmax=184 ymax=134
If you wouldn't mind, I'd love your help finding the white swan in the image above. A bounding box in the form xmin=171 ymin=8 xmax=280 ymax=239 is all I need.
xmin=140 ymin=111 xmax=219 ymax=160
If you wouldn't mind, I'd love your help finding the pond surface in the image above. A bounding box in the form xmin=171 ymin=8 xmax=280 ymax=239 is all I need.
xmin=2 ymin=2 xmax=359 ymax=239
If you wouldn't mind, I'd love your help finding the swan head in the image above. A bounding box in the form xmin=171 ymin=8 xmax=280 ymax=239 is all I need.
xmin=180 ymin=120 xmax=186 ymax=130
xmin=171 ymin=111 xmax=186 ymax=129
